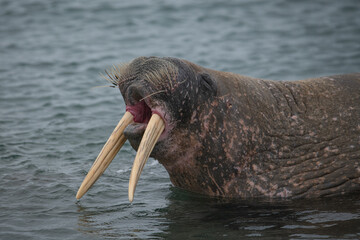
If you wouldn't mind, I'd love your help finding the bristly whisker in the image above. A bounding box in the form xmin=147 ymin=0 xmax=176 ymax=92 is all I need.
xmin=116 ymin=75 xmax=137 ymax=86
xmin=101 ymin=70 xmax=119 ymax=87
xmin=91 ymin=85 xmax=117 ymax=90
xmin=101 ymin=63 xmax=133 ymax=87
xmin=139 ymin=90 xmax=167 ymax=101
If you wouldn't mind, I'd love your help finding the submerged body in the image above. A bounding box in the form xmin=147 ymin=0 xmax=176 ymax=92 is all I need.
xmin=77 ymin=57 xmax=360 ymax=201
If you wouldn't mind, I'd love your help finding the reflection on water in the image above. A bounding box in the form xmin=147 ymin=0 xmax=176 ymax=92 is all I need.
xmin=76 ymin=200 xmax=168 ymax=239
xmin=76 ymin=187 xmax=360 ymax=239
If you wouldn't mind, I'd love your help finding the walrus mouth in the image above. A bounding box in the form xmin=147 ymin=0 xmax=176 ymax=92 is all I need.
xmin=76 ymin=99 xmax=165 ymax=202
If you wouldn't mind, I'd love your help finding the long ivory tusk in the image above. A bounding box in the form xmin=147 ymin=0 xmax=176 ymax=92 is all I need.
xmin=128 ymin=114 xmax=165 ymax=203
xmin=76 ymin=111 xmax=133 ymax=200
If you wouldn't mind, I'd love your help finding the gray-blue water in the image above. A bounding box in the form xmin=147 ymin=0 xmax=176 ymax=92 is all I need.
xmin=1 ymin=0 xmax=359 ymax=239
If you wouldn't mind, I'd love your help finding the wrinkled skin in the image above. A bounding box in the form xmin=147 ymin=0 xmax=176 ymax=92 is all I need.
xmin=119 ymin=56 xmax=360 ymax=199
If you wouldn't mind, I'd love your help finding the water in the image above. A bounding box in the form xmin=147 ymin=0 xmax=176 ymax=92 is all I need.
xmin=0 ymin=0 xmax=359 ymax=239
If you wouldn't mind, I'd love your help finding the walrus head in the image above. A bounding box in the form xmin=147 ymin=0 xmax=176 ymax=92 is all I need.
xmin=76 ymin=57 xmax=220 ymax=202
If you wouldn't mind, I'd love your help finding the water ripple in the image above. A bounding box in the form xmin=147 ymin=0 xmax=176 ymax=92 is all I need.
xmin=1 ymin=0 xmax=360 ymax=239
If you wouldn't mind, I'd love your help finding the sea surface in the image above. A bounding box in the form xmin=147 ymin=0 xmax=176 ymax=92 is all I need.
xmin=1 ymin=0 xmax=360 ymax=239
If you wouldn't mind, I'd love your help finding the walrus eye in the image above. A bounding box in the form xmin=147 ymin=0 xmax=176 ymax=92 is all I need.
xmin=199 ymin=73 xmax=217 ymax=95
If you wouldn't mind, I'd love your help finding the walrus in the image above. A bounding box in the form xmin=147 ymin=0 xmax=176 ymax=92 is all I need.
xmin=76 ymin=56 xmax=360 ymax=202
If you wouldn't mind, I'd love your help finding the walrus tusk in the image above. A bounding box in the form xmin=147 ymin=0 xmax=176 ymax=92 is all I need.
xmin=128 ymin=114 xmax=165 ymax=203
xmin=76 ymin=111 xmax=133 ymax=200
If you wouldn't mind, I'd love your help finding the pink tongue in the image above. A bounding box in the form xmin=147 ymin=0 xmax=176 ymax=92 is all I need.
xmin=126 ymin=101 xmax=152 ymax=123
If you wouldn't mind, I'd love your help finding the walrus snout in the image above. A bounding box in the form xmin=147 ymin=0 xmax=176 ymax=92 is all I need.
xmin=125 ymin=85 xmax=146 ymax=105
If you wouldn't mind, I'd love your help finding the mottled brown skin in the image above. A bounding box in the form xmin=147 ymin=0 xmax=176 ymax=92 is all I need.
xmin=117 ymin=56 xmax=360 ymax=199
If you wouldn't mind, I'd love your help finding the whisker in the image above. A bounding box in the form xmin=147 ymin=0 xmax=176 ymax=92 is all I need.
xmin=91 ymin=85 xmax=117 ymax=90
xmin=175 ymin=79 xmax=187 ymax=87
xmin=139 ymin=90 xmax=167 ymax=101
xmin=101 ymin=63 xmax=131 ymax=87
xmin=117 ymin=75 xmax=137 ymax=86
xmin=101 ymin=71 xmax=118 ymax=87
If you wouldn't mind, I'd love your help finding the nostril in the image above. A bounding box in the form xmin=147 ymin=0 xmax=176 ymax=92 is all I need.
xmin=126 ymin=86 xmax=144 ymax=105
